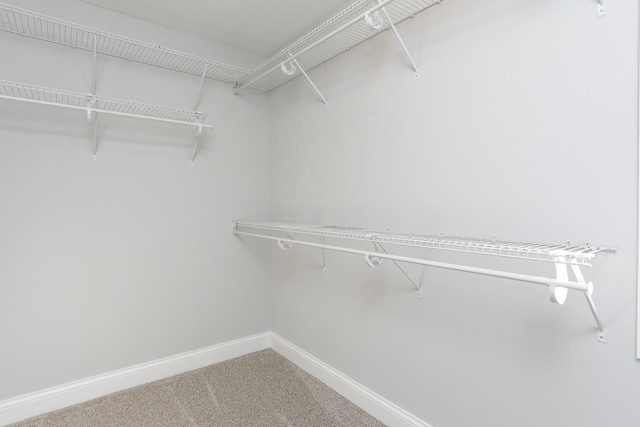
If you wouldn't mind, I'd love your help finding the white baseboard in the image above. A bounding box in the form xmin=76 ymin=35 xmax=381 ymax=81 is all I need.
xmin=0 ymin=332 xmax=270 ymax=426
xmin=270 ymin=333 xmax=432 ymax=427
xmin=1 ymin=332 xmax=429 ymax=427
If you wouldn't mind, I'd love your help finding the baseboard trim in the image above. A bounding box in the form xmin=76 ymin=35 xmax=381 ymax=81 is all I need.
xmin=0 ymin=332 xmax=270 ymax=426
xmin=271 ymin=333 xmax=432 ymax=427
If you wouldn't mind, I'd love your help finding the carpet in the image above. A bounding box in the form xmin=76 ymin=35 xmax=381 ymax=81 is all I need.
xmin=10 ymin=348 xmax=385 ymax=426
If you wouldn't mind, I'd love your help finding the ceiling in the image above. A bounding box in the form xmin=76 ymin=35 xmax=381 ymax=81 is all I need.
xmin=80 ymin=0 xmax=351 ymax=56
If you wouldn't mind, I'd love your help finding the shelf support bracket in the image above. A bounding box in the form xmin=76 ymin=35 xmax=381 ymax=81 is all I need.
xmin=278 ymin=233 xmax=326 ymax=271
xmin=283 ymin=52 xmax=328 ymax=108
xmin=373 ymin=241 xmax=423 ymax=298
xmin=193 ymin=64 xmax=208 ymax=111
xmin=90 ymin=34 xmax=99 ymax=161
xmin=552 ymin=257 xmax=606 ymax=343
xmin=569 ymin=262 xmax=607 ymax=343
xmin=189 ymin=65 xmax=209 ymax=166
xmin=375 ymin=0 xmax=420 ymax=79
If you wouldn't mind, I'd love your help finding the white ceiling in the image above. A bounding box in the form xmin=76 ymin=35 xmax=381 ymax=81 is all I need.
xmin=80 ymin=0 xmax=350 ymax=56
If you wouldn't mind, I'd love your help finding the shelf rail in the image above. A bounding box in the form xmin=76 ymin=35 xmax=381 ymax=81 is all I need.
xmin=0 ymin=2 xmax=249 ymax=84
xmin=234 ymin=220 xmax=616 ymax=343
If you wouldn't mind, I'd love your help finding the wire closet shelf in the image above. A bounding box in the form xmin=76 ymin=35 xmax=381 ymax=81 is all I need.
xmin=234 ymin=220 xmax=615 ymax=343
xmin=236 ymin=0 xmax=444 ymax=91
xmin=0 ymin=2 xmax=249 ymax=84
xmin=233 ymin=221 xmax=611 ymax=266
xmin=0 ymin=79 xmax=212 ymax=128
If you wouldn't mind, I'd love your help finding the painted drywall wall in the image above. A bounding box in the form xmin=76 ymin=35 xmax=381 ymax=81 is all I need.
xmin=267 ymin=1 xmax=640 ymax=426
xmin=0 ymin=0 xmax=270 ymax=400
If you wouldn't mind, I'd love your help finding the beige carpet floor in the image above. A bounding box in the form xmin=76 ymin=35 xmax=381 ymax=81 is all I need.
xmin=10 ymin=349 xmax=385 ymax=426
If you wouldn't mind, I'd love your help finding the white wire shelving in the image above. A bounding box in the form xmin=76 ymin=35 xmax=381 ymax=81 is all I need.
xmin=235 ymin=0 xmax=444 ymax=96
xmin=0 ymin=79 xmax=211 ymax=128
xmin=0 ymin=79 xmax=213 ymax=163
xmin=0 ymin=2 xmax=249 ymax=84
xmin=234 ymin=220 xmax=616 ymax=343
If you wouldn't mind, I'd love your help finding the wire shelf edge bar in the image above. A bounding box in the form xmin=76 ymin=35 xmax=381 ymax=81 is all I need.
xmin=233 ymin=220 xmax=614 ymax=343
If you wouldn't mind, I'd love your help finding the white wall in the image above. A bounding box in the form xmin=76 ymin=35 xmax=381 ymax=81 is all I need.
xmin=268 ymin=1 xmax=640 ymax=426
xmin=0 ymin=0 xmax=270 ymax=400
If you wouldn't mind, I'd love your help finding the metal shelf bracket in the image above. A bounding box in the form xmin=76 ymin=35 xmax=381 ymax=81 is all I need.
xmin=374 ymin=0 xmax=420 ymax=79
xmin=551 ymin=252 xmax=607 ymax=343
xmin=278 ymin=233 xmax=326 ymax=272
xmin=373 ymin=241 xmax=423 ymax=298
xmin=282 ymin=52 xmax=328 ymax=108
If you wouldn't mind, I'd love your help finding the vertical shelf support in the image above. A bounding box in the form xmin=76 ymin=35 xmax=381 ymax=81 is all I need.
xmin=282 ymin=52 xmax=328 ymax=108
xmin=372 ymin=0 xmax=420 ymax=79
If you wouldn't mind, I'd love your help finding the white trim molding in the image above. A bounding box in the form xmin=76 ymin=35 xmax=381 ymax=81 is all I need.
xmin=0 ymin=332 xmax=429 ymax=427
xmin=271 ymin=333 xmax=432 ymax=427
xmin=0 ymin=332 xmax=271 ymax=426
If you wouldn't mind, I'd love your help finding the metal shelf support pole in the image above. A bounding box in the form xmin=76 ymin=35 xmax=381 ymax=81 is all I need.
xmin=377 ymin=1 xmax=420 ymax=79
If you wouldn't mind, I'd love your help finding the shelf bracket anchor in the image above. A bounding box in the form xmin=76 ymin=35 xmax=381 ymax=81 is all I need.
xmin=282 ymin=52 xmax=328 ymax=108
xmin=374 ymin=0 xmax=420 ymax=79
xmin=373 ymin=241 xmax=423 ymax=298
xmin=279 ymin=233 xmax=326 ymax=272
xmin=597 ymin=0 xmax=607 ymax=17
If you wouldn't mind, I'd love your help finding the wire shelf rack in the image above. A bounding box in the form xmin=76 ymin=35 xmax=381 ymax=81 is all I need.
xmin=236 ymin=0 xmax=444 ymax=91
xmin=0 ymin=2 xmax=249 ymax=84
xmin=0 ymin=79 xmax=212 ymax=128
xmin=234 ymin=220 xmax=615 ymax=342
xmin=234 ymin=221 xmax=613 ymax=266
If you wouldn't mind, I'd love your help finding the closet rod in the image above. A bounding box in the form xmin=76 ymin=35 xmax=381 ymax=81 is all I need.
xmin=234 ymin=230 xmax=589 ymax=292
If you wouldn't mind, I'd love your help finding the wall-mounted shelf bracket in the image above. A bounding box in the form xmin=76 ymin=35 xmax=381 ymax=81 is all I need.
xmin=278 ymin=233 xmax=326 ymax=272
xmin=372 ymin=241 xmax=423 ymax=298
xmin=282 ymin=52 xmax=328 ymax=108
xmin=373 ymin=0 xmax=420 ymax=79
xmin=597 ymin=0 xmax=607 ymax=17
